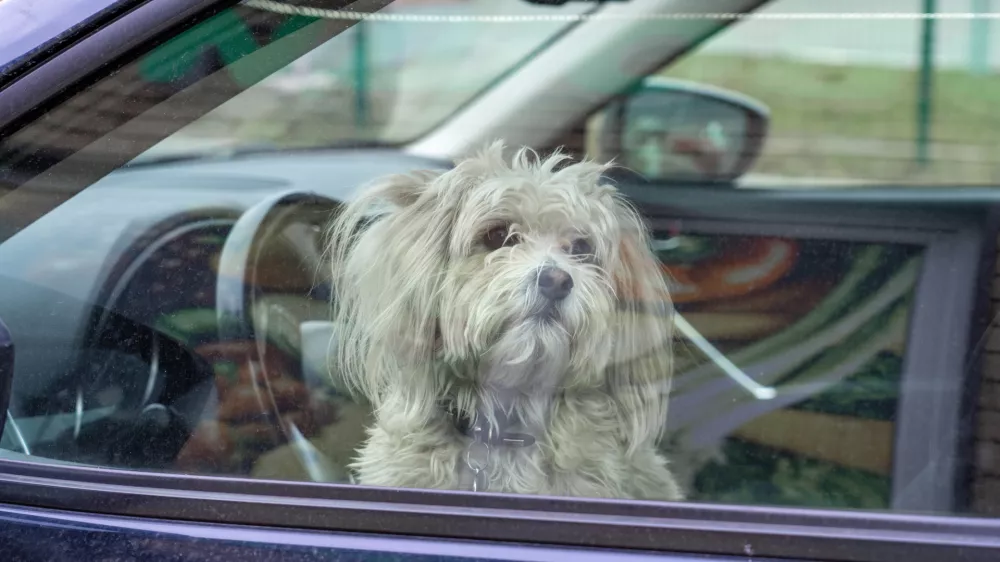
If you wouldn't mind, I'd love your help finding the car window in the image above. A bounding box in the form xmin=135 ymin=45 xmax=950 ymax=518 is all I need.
xmin=0 ymin=0 xmax=997 ymax=530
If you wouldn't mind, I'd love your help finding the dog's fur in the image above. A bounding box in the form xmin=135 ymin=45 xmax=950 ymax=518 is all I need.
xmin=327 ymin=141 xmax=682 ymax=501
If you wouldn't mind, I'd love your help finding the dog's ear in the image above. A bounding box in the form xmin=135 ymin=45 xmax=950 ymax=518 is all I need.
xmin=327 ymin=169 xmax=455 ymax=404
xmin=378 ymin=169 xmax=442 ymax=208
xmin=607 ymin=199 xmax=674 ymax=454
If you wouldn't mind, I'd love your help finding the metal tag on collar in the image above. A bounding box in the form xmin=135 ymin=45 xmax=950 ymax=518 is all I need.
xmin=466 ymin=422 xmax=491 ymax=492
xmin=498 ymin=432 xmax=536 ymax=447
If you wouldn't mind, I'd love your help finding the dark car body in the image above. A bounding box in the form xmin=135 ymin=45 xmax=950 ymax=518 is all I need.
xmin=1 ymin=1 xmax=1000 ymax=561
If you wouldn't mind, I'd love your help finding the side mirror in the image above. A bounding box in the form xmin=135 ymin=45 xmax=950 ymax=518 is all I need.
xmin=598 ymin=76 xmax=770 ymax=184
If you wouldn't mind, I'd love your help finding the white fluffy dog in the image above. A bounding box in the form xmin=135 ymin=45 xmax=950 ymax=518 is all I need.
xmin=327 ymin=141 xmax=682 ymax=501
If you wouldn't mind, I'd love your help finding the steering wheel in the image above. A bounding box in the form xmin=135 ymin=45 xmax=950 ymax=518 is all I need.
xmin=215 ymin=190 xmax=341 ymax=343
xmin=20 ymin=211 xmax=240 ymax=468
xmin=19 ymin=194 xmax=342 ymax=472
xmin=24 ymin=305 xmax=217 ymax=468
xmin=150 ymin=190 xmax=345 ymax=475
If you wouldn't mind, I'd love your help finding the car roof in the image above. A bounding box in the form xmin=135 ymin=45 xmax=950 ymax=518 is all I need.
xmin=0 ymin=0 xmax=128 ymax=82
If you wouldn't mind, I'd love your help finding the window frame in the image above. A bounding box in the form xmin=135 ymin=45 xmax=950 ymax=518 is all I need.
xmin=0 ymin=0 xmax=1000 ymax=560
xmin=0 ymin=0 xmax=150 ymax=88
xmin=0 ymin=0 xmax=237 ymax=138
xmin=0 ymin=503 xmax=761 ymax=562
xmin=2 ymin=457 xmax=1000 ymax=562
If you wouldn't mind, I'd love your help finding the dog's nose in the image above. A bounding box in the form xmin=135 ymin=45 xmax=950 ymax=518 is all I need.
xmin=537 ymin=266 xmax=573 ymax=301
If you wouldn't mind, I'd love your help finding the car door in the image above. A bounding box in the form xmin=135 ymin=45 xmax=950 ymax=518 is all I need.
xmin=0 ymin=1 xmax=998 ymax=561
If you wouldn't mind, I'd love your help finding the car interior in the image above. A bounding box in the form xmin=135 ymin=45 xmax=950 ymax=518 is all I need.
xmin=0 ymin=0 xmax=999 ymax=524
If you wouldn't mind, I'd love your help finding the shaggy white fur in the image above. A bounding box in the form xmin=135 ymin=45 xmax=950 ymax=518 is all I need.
xmin=327 ymin=141 xmax=683 ymax=501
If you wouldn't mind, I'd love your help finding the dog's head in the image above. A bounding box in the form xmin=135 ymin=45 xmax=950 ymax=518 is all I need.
xmin=330 ymin=142 xmax=672 ymax=413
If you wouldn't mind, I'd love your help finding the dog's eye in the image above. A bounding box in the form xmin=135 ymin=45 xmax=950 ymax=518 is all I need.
xmin=483 ymin=225 xmax=519 ymax=250
xmin=570 ymin=238 xmax=593 ymax=256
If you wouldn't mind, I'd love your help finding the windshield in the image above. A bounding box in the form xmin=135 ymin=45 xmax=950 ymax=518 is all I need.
xmin=139 ymin=0 xmax=595 ymax=162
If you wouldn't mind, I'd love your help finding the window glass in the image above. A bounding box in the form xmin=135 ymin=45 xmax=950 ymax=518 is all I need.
xmin=0 ymin=0 xmax=996 ymax=521
xmin=140 ymin=0 xmax=593 ymax=159
xmin=661 ymin=234 xmax=922 ymax=509
xmin=659 ymin=0 xmax=998 ymax=187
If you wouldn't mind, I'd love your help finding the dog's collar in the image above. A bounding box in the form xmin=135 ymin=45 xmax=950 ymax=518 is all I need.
xmin=441 ymin=397 xmax=537 ymax=493
xmin=442 ymin=399 xmax=536 ymax=448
